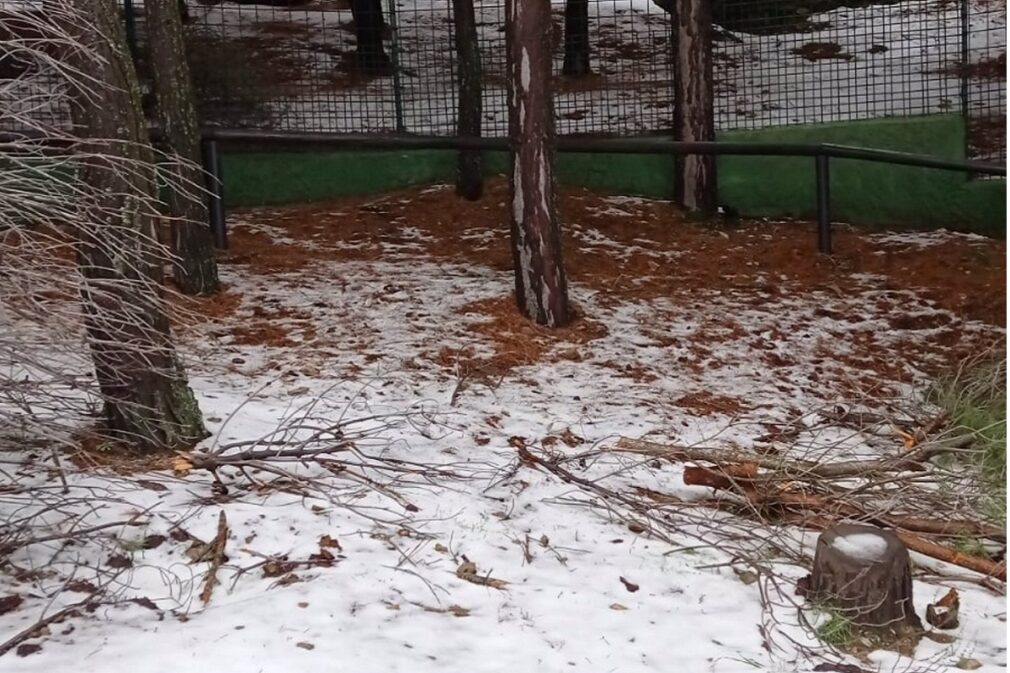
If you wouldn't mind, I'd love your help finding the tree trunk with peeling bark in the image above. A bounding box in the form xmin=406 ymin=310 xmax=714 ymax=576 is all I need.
xmin=506 ymin=0 xmax=570 ymax=328
xmin=66 ymin=0 xmax=207 ymax=452
xmin=452 ymin=0 xmax=483 ymax=200
xmin=146 ymin=0 xmax=220 ymax=296
xmin=672 ymin=0 xmax=716 ymax=214
xmin=562 ymin=0 xmax=590 ymax=77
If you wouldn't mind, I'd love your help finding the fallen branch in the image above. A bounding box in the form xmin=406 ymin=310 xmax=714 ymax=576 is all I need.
xmin=199 ymin=511 xmax=229 ymax=604
xmin=618 ymin=434 xmax=974 ymax=479
xmin=679 ymin=464 xmax=1006 ymax=580
xmin=897 ymin=532 xmax=1007 ymax=581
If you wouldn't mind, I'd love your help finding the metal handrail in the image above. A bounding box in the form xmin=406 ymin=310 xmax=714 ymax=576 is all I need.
xmin=198 ymin=128 xmax=1005 ymax=253
xmin=3 ymin=128 xmax=1003 ymax=253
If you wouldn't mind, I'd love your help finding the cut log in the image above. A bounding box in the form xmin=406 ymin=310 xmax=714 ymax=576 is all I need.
xmin=809 ymin=524 xmax=922 ymax=632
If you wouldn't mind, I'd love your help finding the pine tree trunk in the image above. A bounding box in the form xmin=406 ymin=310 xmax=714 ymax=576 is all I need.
xmin=146 ymin=0 xmax=220 ymax=296
xmin=672 ymin=0 xmax=716 ymax=214
xmin=506 ymin=0 xmax=571 ymax=328
xmin=350 ymin=0 xmax=390 ymax=73
xmin=809 ymin=524 xmax=923 ymax=632
xmin=561 ymin=0 xmax=590 ymax=77
xmin=452 ymin=0 xmax=483 ymax=200
xmin=65 ymin=0 xmax=207 ymax=452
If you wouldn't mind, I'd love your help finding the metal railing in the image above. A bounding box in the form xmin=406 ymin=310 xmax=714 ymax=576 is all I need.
xmin=199 ymin=128 xmax=1007 ymax=254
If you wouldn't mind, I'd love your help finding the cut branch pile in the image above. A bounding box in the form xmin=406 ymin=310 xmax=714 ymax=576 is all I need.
xmin=174 ymin=404 xmax=491 ymax=528
xmin=616 ymin=436 xmax=1006 ymax=582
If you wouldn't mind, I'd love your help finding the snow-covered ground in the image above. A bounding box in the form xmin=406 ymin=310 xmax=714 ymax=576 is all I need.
xmin=1 ymin=190 xmax=1005 ymax=672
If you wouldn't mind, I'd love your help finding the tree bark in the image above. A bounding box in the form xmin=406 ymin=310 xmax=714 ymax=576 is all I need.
xmin=64 ymin=0 xmax=207 ymax=452
xmin=561 ymin=0 xmax=590 ymax=77
xmin=146 ymin=0 xmax=220 ymax=296
xmin=451 ymin=0 xmax=483 ymax=200
xmin=809 ymin=524 xmax=923 ymax=632
xmin=672 ymin=0 xmax=717 ymax=214
xmin=350 ymin=0 xmax=390 ymax=73
xmin=506 ymin=0 xmax=571 ymax=328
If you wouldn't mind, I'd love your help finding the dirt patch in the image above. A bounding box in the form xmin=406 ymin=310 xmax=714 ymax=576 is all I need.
xmin=224 ymin=178 xmax=1006 ymax=329
xmin=942 ymin=52 xmax=1007 ymax=81
xmin=968 ymin=114 xmax=1006 ymax=163
xmin=431 ymin=295 xmax=608 ymax=378
xmin=673 ymin=391 xmax=750 ymax=417
xmin=69 ymin=430 xmax=178 ymax=474
xmin=791 ymin=42 xmax=854 ymax=62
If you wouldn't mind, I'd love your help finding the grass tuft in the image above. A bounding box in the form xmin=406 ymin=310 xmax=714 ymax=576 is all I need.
xmin=930 ymin=355 xmax=1006 ymax=527
xmin=815 ymin=609 xmax=855 ymax=648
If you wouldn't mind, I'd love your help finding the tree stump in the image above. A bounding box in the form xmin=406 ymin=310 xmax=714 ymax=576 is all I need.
xmin=810 ymin=524 xmax=922 ymax=632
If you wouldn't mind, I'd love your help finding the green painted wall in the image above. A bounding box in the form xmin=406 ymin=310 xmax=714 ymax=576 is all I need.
xmin=220 ymin=115 xmax=1005 ymax=234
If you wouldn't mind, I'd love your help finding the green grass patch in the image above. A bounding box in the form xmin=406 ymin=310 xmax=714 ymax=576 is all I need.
xmin=930 ymin=356 xmax=1007 ymax=527
xmin=815 ymin=610 xmax=856 ymax=648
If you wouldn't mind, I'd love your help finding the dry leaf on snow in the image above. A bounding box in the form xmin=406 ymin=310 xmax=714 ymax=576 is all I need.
xmin=456 ymin=560 xmax=508 ymax=590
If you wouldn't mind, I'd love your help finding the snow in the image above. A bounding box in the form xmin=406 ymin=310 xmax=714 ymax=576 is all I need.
xmin=0 ymin=196 xmax=1005 ymax=671
xmin=831 ymin=532 xmax=890 ymax=562
xmin=870 ymin=228 xmax=992 ymax=250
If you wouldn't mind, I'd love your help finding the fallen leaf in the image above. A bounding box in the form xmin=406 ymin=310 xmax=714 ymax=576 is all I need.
xmin=106 ymin=554 xmax=133 ymax=569
xmin=129 ymin=597 xmax=159 ymax=611
xmin=274 ymin=573 xmax=301 ymax=587
xmin=262 ymin=559 xmax=297 ymax=578
xmin=434 ymin=543 xmax=448 ymax=553
xmin=0 ymin=595 xmax=23 ymax=615
xmin=296 ymin=641 xmax=315 ymax=651
xmin=64 ymin=581 xmax=97 ymax=594
xmin=15 ymin=644 xmax=41 ymax=657
xmin=172 ymin=456 xmax=193 ymax=476
xmin=319 ymin=535 xmax=341 ymax=550
xmin=955 ymin=658 xmax=982 ymax=670
xmin=619 ymin=576 xmax=639 ymax=592
xmin=609 ymin=603 xmax=628 ymax=611
xmin=143 ymin=535 xmax=167 ymax=550
xmin=627 ymin=522 xmax=646 ymax=534
xmin=137 ymin=480 xmax=168 ymax=492
xmin=456 ymin=560 xmax=508 ymax=590
xmin=308 ymin=549 xmax=336 ymax=566
xmin=169 ymin=528 xmax=191 ymax=543
xmin=559 ymin=428 xmax=584 ymax=447
xmin=297 ymin=602 xmax=308 ymax=608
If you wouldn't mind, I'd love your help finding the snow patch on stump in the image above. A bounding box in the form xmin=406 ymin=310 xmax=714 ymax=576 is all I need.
xmin=831 ymin=532 xmax=890 ymax=562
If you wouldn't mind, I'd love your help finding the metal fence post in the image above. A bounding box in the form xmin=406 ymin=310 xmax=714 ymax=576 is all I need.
xmin=815 ymin=154 xmax=831 ymax=255
xmin=201 ymin=139 xmax=228 ymax=250
xmin=123 ymin=0 xmax=139 ymax=57
xmin=385 ymin=0 xmax=407 ymax=133
xmin=959 ymin=0 xmax=972 ymax=170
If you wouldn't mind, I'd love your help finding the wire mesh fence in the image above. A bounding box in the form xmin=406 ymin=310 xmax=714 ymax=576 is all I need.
xmin=178 ymin=0 xmax=1005 ymax=155
xmin=963 ymin=0 xmax=1006 ymax=163
xmin=0 ymin=0 xmax=1005 ymax=163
